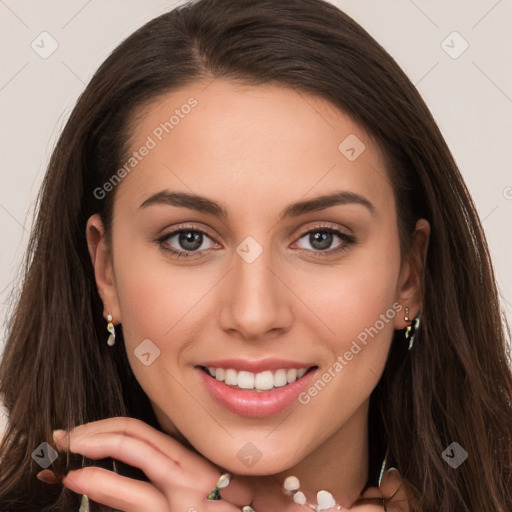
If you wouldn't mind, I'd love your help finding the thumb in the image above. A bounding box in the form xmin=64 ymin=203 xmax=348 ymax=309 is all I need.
xmin=378 ymin=468 xmax=411 ymax=511
xmin=350 ymin=468 xmax=411 ymax=511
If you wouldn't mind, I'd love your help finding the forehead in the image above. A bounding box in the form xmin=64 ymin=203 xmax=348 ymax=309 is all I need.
xmin=115 ymin=79 xmax=393 ymax=217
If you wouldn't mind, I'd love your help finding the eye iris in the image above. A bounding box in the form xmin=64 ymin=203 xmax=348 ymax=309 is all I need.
xmin=310 ymin=231 xmax=332 ymax=250
xmin=179 ymin=231 xmax=202 ymax=251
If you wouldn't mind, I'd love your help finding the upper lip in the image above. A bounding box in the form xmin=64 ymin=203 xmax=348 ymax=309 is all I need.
xmin=198 ymin=358 xmax=316 ymax=373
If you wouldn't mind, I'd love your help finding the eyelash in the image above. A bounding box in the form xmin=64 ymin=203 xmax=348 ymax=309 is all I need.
xmin=156 ymin=223 xmax=356 ymax=259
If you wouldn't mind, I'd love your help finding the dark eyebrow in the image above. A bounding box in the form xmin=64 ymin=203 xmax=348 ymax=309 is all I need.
xmin=139 ymin=191 xmax=228 ymax=217
xmin=138 ymin=190 xmax=375 ymax=218
xmin=280 ymin=191 xmax=375 ymax=219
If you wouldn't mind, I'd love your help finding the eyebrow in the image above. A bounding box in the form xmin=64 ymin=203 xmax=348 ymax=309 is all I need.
xmin=138 ymin=190 xmax=376 ymax=219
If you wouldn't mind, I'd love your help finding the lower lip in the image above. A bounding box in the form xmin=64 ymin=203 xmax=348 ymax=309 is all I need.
xmin=197 ymin=367 xmax=317 ymax=418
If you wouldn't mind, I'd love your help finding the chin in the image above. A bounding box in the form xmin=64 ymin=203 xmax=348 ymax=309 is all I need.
xmin=206 ymin=450 xmax=299 ymax=476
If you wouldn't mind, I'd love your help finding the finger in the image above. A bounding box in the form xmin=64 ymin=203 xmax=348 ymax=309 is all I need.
xmin=60 ymin=417 xmax=254 ymax=504
xmin=379 ymin=469 xmax=410 ymax=512
xmin=350 ymin=505 xmax=385 ymax=511
xmin=175 ymin=487 xmax=254 ymax=512
xmin=58 ymin=417 xmax=206 ymax=472
xmin=64 ymin=468 xmax=249 ymax=512
xmin=351 ymin=483 xmax=384 ymax=509
xmin=56 ymin=427 xmax=253 ymax=507
xmin=206 ymin=472 xmax=254 ymax=508
xmin=62 ymin=466 xmax=169 ymax=512
xmin=55 ymin=431 xmax=187 ymax=494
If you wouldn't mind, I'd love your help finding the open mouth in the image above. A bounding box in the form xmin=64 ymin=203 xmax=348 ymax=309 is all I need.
xmin=198 ymin=365 xmax=317 ymax=392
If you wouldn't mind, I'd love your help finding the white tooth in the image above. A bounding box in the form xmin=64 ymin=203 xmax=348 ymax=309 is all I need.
xmin=208 ymin=366 xmax=215 ymax=377
xmin=237 ymin=371 xmax=255 ymax=389
xmin=255 ymin=371 xmax=274 ymax=390
xmin=225 ymin=368 xmax=238 ymax=385
xmin=215 ymin=368 xmax=225 ymax=382
xmin=297 ymin=368 xmax=307 ymax=378
xmin=274 ymin=369 xmax=288 ymax=387
xmin=286 ymin=368 xmax=298 ymax=383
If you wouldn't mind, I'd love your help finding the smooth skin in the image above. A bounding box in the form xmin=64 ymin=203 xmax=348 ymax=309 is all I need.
xmin=49 ymin=417 xmax=411 ymax=511
xmin=53 ymin=79 xmax=428 ymax=511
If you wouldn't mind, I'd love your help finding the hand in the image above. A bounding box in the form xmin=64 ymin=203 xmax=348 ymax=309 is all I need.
xmin=45 ymin=416 xmax=254 ymax=512
xmin=349 ymin=468 xmax=411 ymax=511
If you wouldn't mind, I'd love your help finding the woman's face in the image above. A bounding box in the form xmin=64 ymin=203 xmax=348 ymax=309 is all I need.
xmin=87 ymin=79 xmax=427 ymax=475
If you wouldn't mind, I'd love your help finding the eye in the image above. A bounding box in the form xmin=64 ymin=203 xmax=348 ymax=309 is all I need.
xmin=294 ymin=225 xmax=356 ymax=256
xmin=156 ymin=223 xmax=356 ymax=260
xmin=157 ymin=225 xmax=219 ymax=258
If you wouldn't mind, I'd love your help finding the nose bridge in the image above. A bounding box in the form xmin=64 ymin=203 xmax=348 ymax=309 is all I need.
xmin=219 ymin=236 xmax=291 ymax=338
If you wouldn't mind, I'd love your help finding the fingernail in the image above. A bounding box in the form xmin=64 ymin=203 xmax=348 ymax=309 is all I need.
xmin=53 ymin=429 xmax=68 ymax=442
xmin=36 ymin=469 xmax=58 ymax=484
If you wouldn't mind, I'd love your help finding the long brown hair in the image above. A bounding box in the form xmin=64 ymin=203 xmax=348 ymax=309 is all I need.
xmin=1 ymin=0 xmax=511 ymax=510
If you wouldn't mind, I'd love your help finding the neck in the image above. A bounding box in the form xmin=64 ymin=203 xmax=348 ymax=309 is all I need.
xmin=249 ymin=401 xmax=370 ymax=511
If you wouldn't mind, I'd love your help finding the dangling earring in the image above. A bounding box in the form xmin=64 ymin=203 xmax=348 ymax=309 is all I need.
xmin=404 ymin=310 xmax=420 ymax=351
xmin=106 ymin=314 xmax=116 ymax=346
xmin=378 ymin=446 xmax=390 ymax=487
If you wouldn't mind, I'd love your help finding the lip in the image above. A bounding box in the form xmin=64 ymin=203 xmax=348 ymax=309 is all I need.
xmin=199 ymin=358 xmax=314 ymax=373
xmin=196 ymin=364 xmax=318 ymax=418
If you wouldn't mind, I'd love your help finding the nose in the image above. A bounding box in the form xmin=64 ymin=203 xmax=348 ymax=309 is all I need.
xmin=218 ymin=241 xmax=293 ymax=342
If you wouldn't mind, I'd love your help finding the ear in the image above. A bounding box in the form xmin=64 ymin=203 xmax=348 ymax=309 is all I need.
xmin=86 ymin=213 xmax=121 ymax=324
xmin=394 ymin=218 xmax=430 ymax=330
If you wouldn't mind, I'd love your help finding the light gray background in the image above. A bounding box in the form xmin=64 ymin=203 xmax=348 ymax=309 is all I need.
xmin=1 ymin=1 xmax=511 ymax=435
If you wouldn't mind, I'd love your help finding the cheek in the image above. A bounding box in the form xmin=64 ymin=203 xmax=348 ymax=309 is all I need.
xmin=296 ymin=237 xmax=401 ymax=347
xmin=111 ymin=237 xmax=223 ymax=387
xmin=111 ymin=246 xmax=202 ymax=407
xmin=111 ymin=227 xmax=197 ymax=335
xmin=294 ymin=236 xmax=402 ymax=417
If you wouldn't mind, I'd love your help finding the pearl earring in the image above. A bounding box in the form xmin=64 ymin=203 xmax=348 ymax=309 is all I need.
xmin=106 ymin=314 xmax=116 ymax=346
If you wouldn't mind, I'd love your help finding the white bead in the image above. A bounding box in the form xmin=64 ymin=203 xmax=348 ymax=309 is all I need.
xmin=316 ymin=490 xmax=336 ymax=511
xmin=283 ymin=475 xmax=300 ymax=492
xmin=217 ymin=473 xmax=231 ymax=489
xmin=293 ymin=491 xmax=307 ymax=505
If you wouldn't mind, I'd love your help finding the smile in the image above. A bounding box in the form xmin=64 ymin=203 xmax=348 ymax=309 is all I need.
xmin=196 ymin=359 xmax=318 ymax=417
xmin=202 ymin=366 xmax=310 ymax=391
